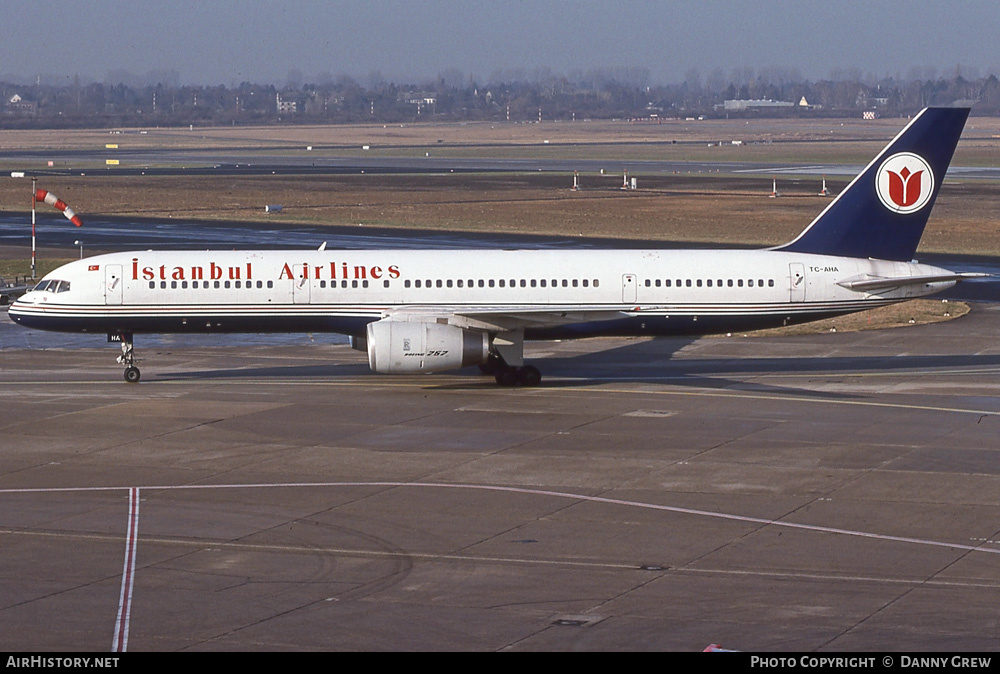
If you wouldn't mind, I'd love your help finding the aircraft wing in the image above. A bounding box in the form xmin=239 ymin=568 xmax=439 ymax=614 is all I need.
xmin=382 ymin=304 xmax=654 ymax=332
xmin=837 ymin=272 xmax=989 ymax=292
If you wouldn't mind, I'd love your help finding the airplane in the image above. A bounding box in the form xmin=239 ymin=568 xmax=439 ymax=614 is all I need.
xmin=9 ymin=107 xmax=985 ymax=385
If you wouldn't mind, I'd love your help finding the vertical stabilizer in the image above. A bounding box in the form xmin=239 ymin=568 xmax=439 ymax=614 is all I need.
xmin=775 ymin=107 xmax=970 ymax=261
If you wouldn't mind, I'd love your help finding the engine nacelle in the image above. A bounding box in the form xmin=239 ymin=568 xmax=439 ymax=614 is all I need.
xmin=366 ymin=319 xmax=490 ymax=374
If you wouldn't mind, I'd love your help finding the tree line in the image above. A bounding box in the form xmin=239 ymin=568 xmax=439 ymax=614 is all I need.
xmin=4 ymin=68 xmax=1000 ymax=128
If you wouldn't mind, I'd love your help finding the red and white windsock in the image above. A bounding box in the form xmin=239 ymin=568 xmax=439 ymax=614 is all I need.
xmin=34 ymin=188 xmax=82 ymax=227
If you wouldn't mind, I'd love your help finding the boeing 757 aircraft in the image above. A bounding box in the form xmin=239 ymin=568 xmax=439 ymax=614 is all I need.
xmin=9 ymin=107 xmax=983 ymax=385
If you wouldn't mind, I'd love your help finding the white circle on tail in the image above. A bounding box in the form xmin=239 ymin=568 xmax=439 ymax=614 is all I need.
xmin=875 ymin=152 xmax=934 ymax=214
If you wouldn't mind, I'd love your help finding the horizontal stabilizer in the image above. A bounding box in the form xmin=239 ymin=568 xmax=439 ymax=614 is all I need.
xmin=837 ymin=272 xmax=989 ymax=292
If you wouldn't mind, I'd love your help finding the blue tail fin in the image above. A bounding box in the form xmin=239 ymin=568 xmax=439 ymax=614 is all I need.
xmin=775 ymin=107 xmax=970 ymax=261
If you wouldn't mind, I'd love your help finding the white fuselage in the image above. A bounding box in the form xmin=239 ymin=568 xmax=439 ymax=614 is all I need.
xmin=9 ymin=248 xmax=956 ymax=339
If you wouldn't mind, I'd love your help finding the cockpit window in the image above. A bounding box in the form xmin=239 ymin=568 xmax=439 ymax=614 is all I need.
xmin=32 ymin=279 xmax=69 ymax=293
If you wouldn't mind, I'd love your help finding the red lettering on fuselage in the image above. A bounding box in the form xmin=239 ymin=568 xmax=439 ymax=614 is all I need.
xmin=130 ymin=258 xmax=399 ymax=283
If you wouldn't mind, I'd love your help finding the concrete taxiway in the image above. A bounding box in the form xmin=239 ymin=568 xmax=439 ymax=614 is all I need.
xmin=2 ymin=304 xmax=1000 ymax=651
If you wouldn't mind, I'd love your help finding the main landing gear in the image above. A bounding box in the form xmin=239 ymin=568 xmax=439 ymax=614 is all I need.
xmin=480 ymin=355 xmax=542 ymax=387
xmin=480 ymin=330 xmax=542 ymax=387
xmin=114 ymin=332 xmax=141 ymax=383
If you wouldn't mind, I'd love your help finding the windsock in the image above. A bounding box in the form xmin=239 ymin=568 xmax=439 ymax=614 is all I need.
xmin=34 ymin=189 xmax=82 ymax=227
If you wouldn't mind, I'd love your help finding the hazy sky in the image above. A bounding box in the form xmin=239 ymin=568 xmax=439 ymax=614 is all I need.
xmin=4 ymin=0 xmax=999 ymax=86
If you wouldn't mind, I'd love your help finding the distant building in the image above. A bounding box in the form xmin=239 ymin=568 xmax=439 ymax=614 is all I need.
xmin=276 ymin=93 xmax=297 ymax=114
xmin=7 ymin=94 xmax=37 ymax=115
xmin=404 ymin=94 xmax=437 ymax=106
xmin=722 ymin=99 xmax=795 ymax=111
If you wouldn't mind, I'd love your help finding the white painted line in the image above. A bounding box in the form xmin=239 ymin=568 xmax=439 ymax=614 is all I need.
xmin=111 ymin=488 xmax=139 ymax=653
xmin=4 ymin=481 xmax=998 ymax=557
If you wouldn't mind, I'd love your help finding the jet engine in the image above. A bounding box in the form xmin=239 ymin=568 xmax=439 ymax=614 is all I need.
xmin=366 ymin=319 xmax=490 ymax=374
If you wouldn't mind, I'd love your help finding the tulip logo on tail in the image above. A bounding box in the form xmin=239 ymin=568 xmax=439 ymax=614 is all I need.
xmin=875 ymin=152 xmax=934 ymax=214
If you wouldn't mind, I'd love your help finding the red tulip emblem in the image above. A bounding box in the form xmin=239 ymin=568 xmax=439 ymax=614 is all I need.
xmin=887 ymin=166 xmax=924 ymax=208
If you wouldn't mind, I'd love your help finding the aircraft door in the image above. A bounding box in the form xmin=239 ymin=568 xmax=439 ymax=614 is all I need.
xmin=292 ymin=264 xmax=310 ymax=304
xmin=622 ymin=274 xmax=637 ymax=303
xmin=789 ymin=263 xmax=805 ymax=302
xmin=105 ymin=264 xmax=123 ymax=305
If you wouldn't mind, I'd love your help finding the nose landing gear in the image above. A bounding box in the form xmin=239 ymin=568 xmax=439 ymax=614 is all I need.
xmin=113 ymin=332 xmax=140 ymax=383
